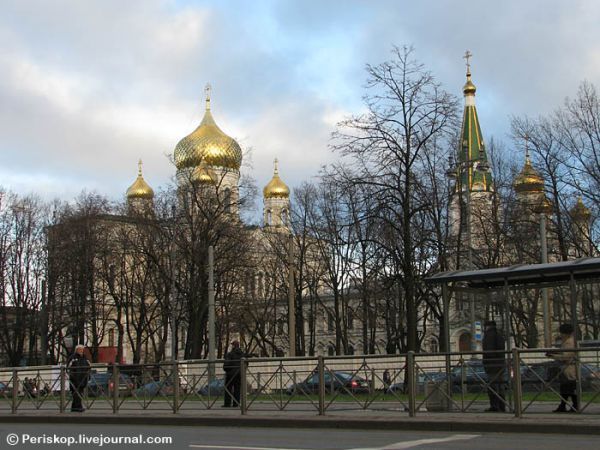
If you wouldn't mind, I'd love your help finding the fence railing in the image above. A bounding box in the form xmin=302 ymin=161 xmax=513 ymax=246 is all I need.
xmin=1 ymin=348 xmax=599 ymax=417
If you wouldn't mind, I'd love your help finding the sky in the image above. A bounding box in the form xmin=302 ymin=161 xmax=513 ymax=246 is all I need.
xmin=1 ymin=0 xmax=599 ymax=213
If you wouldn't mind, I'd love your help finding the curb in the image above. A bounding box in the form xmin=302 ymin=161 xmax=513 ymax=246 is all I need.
xmin=0 ymin=415 xmax=598 ymax=435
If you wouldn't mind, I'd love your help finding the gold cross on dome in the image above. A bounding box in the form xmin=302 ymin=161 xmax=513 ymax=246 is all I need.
xmin=138 ymin=159 xmax=143 ymax=176
xmin=463 ymin=50 xmax=472 ymax=74
xmin=205 ymin=83 xmax=212 ymax=109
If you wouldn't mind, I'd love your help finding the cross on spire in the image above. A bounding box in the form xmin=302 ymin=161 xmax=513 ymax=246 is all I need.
xmin=463 ymin=50 xmax=473 ymax=76
xmin=205 ymin=83 xmax=212 ymax=110
xmin=138 ymin=159 xmax=143 ymax=176
xmin=273 ymin=158 xmax=279 ymax=175
xmin=524 ymin=133 xmax=530 ymax=161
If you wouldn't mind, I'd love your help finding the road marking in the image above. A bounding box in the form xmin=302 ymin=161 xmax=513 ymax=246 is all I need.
xmin=189 ymin=446 xmax=310 ymax=450
xmin=350 ymin=434 xmax=480 ymax=450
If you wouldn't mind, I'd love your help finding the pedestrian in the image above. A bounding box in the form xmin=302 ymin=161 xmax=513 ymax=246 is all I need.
xmin=383 ymin=369 xmax=391 ymax=392
xmin=67 ymin=344 xmax=91 ymax=412
xmin=482 ymin=320 xmax=506 ymax=412
xmin=223 ymin=340 xmax=244 ymax=407
xmin=547 ymin=323 xmax=578 ymax=412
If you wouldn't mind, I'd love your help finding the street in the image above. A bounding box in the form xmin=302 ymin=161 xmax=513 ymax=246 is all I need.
xmin=1 ymin=424 xmax=600 ymax=450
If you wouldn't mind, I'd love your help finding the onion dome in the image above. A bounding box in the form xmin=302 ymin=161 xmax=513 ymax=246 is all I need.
xmin=263 ymin=159 xmax=290 ymax=199
xmin=571 ymin=197 xmax=591 ymax=221
xmin=535 ymin=196 xmax=553 ymax=214
xmin=174 ymin=84 xmax=242 ymax=171
xmin=514 ymin=154 xmax=545 ymax=193
xmin=192 ymin=162 xmax=215 ymax=185
xmin=463 ymin=75 xmax=476 ymax=96
xmin=126 ymin=160 xmax=154 ymax=199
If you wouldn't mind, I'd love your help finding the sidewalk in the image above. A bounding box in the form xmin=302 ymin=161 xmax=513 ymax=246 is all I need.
xmin=1 ymin=407 xmax=599 ymax=436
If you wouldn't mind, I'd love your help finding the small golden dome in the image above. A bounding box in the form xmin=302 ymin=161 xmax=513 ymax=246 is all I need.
xmin=535 ymin=196 xmax=553 ymax=214
xmin=127 ymin=160 xmax=154 ymax=199
xmin=263 ymin=159 xmax=290 ymax=199
xmin=174 ymin=84 xmax=242 ymax=172
xmin=463 ymin=75 xmax=476 ymax=96
xmin=571 ymin=197 xmax=591 ymax=221
xmin=514 ymin=156 xmax=544 ymax=193
xmin=192 ymin=162 xmax=215 ymax=185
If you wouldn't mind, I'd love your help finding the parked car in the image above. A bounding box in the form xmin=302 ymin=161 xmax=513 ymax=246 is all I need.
xmin=386 ymin=371 xmax=448 ymax=394
xmin=87 ymin=372 xmax=134 ymax=397
xmin=198 ymin=378 xmax=225 ymax=396
xmin=0 ymin=381 xmax=8 ymax=395
xmin=521 ymin=361 xmax=600 ymax=392
xmin=451 ymin=359 xmax=526 ymax=392
xmin=286 ymin=371 xmax=370 ymax=395
xmin=197 ymin=378 xmax=253 ymax=396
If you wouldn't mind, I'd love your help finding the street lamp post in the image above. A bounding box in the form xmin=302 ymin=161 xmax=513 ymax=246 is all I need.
xmin=207 ymin=245 xmax=215 ymax=378
xmin=170 ymin=205 xmax=177 ymax=362
xmin=447 ymin=148 xmax=490 ymax=352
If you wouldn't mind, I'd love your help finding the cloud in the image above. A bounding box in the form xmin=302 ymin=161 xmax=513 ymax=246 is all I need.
xmin=0 ymin=0 xmax=599 ymax=206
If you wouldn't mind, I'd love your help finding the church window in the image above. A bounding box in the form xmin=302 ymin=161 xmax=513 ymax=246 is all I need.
xmin=281 ymin=209 xmax=288 ymax=225
xmin=327 ymin=312 xmax=335 ymax=332
xmin=224 ymin=188 xmax=232 ymax=213
xmin=327 ymin=345 xmax=335 ymax=356
xmin=266 ymin=210 xmax=272 ymax=225
xmin=108 ymin=329 xmax=115 ymax=347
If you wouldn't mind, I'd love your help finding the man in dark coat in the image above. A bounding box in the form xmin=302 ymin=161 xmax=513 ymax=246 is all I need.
xmin=482 ymin=320 xmax=506 ymax=412
xmin=223 ymin=340 xmax=244 ymax=407
xmin=67 ymin=344 xmax=91 ymax=412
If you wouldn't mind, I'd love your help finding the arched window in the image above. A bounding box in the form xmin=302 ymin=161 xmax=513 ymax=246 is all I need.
xmin=266 ymin=210 xmax=272 ymax=225
xmin=347 ymin=344 xmax=355 ymax=355
xmin=430 ymin=338 xmax=439 ymax=354
xmin=327 ymin=345 xmax=335 ymax=356
xmin=224 ymin=188 xmax=232 ymax=213
xmin=257 ymin=272 xmax=264 ymax=298
xmin=281 ymin=208 xmax=288 ymax=225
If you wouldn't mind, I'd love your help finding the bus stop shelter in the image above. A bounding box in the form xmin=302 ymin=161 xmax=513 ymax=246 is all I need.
xmin=425 ymin=257 xmax=600 ymax=352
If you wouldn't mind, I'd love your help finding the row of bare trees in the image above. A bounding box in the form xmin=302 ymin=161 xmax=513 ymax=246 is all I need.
xmin=2 ymin=47 xmax=600 ymax=366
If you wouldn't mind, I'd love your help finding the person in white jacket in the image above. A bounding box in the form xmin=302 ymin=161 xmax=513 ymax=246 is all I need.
xmin=547 ymin=323 xmax=578 ymax=412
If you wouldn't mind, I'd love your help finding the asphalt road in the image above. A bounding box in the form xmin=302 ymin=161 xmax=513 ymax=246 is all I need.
xmin=1 ymin=424 xmax=600 ymax=450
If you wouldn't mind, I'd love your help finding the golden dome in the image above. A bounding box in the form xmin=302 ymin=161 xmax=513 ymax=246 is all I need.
xmin=514 ymin=155 xmax=544 ymax=193
xmin=127 ymin=160 xmax=154 ymax=199
xmin=463 ymin=75 xmax=476 ymax=96
xmin=174 ymin=85 xmax=242 ymax=171
xmin=263 ymin=159 xmax=290 ymax=199
xmin=192 ymin=162 xmax=215 ymax=185
xmin=535 ymin=196 xmax=553 ymax=214
xmin=571 ymin=197 xmax=591 ymax=221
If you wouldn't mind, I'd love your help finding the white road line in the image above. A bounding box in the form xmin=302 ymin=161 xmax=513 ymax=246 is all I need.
xmin=350 ymin=434 xmax=481 ymax=450
xmin=189 ymin=445 xmax=310 ymax=450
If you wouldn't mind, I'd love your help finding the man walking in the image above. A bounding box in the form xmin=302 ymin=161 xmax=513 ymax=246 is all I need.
xmin=67 ymin=344 xmax=91 ymax=412
xmin=482 ymin=320 xmax=506 ymax=412
xmin=223 ymin=340 xmax=244 ymax=407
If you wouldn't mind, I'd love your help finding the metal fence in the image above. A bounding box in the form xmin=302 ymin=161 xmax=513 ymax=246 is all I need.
xmin=1 ymin=348 xmax=599 ymax=417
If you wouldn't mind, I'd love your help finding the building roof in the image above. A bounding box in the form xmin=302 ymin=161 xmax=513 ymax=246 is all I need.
xmin=425 ymin=257 xmax=600 ymax=289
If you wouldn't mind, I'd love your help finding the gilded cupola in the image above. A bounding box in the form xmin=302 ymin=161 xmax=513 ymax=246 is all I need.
xmin=571 ymin=197 xmax=591 ymax=222
xmin=263 ymin=159 xmax=290 ymax=199
xmin=126 ymin=160 xmax=154 ymax=199
xmin=174 ymin=84 xmax=243 ymax=172
xmin=463 ymin=50 xmax=476 ymax=96
xmin=514 ymin=153 xmax=545 ymax=194
xmin=192 ymin=162 xmax=215 ymax=185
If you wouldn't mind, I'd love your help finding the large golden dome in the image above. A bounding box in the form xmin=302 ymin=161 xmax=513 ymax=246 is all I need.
xmin=127 ymin=160 xmax=154 ymax=199
xmin=263 ymin=159 xmax=290 ymax=199
xmin=514 ymin=155 xmax=544 ymax=193
xmin=174 ymin=86 xmax=242 ymax=171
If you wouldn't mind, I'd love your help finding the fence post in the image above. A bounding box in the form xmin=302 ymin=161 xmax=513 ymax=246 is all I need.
xmin=512 ymin=348 xmax=522 ymax=418
xmin=240 ymin=358 xmax=247 ymax=415
xmin=172 ymin=361 xmax=180 ymax=414
xmin=60 ymin=365 xmax=66 ymax=413
xmin=112 ymin=364 xmax=120 ymax=414
xmin=445 ymin=353 xmax=452 ymax=411
xmin=407 ymin=352 xmax=416 ymax=417
xmin=11 ymin=369 xmax=18 ymax=414
xmin=318 ymin=356 xmax=325 ymax=415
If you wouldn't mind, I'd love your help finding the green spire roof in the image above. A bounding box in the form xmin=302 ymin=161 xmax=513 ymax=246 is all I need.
xmin=457 ymin=58 xmax=493 ymax=192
